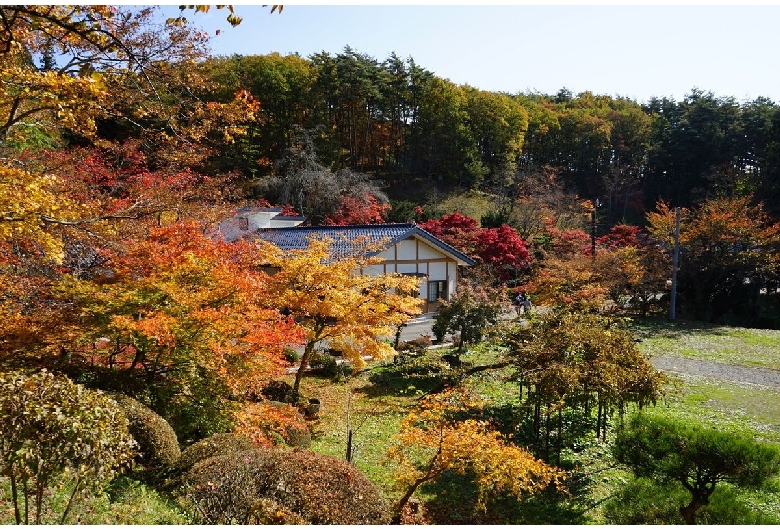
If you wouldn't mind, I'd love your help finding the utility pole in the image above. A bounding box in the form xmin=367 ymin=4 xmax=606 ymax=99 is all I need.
xmin=590 ymin=207 xmax=596 ymax=260
xmin=669 ymin=207 xmax=681 ymax=321
xmin=589 ymin=199 xmax=601 ymax=261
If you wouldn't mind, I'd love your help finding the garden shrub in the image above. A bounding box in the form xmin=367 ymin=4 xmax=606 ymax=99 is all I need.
xmin=176 ymin=432 xmax=256 ymax=473
xmin=283 ymin=348 xmax=300 ymax=363
xmin=604 ymin=476 xmax=780 ymax=525
xmin=181 ymin=449 xmax=281 ymax=524
xmin=398 ymin=335 xmax=433 ymax=355
xmin=110 ymin=393 xmax=181 ymax=469
xmin=260 ymin=379 xmax=297 ymax=404
xmin=309 ymin=352 xmax=339 ymax=377
xmin=181 ymin=447 xmax=391 ymax=525
xmin=273 ymin=449 xmax=391 ymax=524
xmin=247 ymin=498 xmax=308 ymax=524
xmin=284 ymin=423 xmax=312 ymax=449
xmin=0 ymin=370 xmax=136 ymax=524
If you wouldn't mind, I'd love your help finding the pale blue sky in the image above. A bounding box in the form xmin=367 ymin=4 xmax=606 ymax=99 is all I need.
xmin=159 ymin=4 xmax=780 ymax=104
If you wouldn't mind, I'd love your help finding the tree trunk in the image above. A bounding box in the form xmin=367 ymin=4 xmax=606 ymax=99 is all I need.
xmin=293 ymin=340 xmax=316 ymax=396
xmin=680 ymin=496 xmax=708 ymax=525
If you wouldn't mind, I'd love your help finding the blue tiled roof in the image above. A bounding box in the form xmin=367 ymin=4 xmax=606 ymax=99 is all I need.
xmin=254 ymin=223 xmax=477 ymax=266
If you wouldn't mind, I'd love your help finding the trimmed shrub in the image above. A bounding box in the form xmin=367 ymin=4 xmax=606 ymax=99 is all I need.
xmin=182 ymin=449 xmax=281 ymax=524
xmin=274 ymin=449 xmax=391 ymax=524
xmin=248 ymin=498 xmax=308 ymax=525
xmin=309 ymin=352 xmax=339 ymax=377
xmin=111 ymin=393 xmax=180 ymax=469
xmin=181 ymin=447 xmax=391 ymax=525
xmin=283 ymin=348 xmax=300 ymax=363
xmin=604 ymin=476 xmax=780 ymax=525
xmin=284 ymin=423 xmax=312 ymax=449
xmin=176 ymin=432 xmax=257 ymax=473
xmin=0 ymin=370 xmax=136 ymax=524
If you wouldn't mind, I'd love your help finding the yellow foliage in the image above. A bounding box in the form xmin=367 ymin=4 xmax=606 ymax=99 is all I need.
xmin=259 ymin=236 xmax=424 ymax=370
xmin=388 ymin=389 xmax=564 ymax=512
xmin=0 ymin=165 xmax=86 ymax=263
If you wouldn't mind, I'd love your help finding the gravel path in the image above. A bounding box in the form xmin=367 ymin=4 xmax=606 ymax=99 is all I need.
xmin=651 ymin=355 xmax=780 ymax=390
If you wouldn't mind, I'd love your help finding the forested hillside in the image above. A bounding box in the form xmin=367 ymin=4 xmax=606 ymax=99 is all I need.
xmin=191 ymin=50 xmax=780 ymax=224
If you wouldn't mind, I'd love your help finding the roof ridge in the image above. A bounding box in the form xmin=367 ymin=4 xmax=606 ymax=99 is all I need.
xmin=259 ymin=223 xmax=416 ymax=231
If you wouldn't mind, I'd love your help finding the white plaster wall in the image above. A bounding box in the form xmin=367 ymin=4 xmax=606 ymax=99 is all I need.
xmin=416 ymin=240 xmax=444 ymax=260
xmin=361 ymin=264 xmax=386 ymax=276
xmin=395 ymin=239 xmax=417 ymax=260
xmin=428 ymin=261 xmax=446 ymax=281
xmin=447 ymin=262 xmax=458 ymax=298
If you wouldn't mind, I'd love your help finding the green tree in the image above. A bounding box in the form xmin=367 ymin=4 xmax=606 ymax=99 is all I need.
xmin=0 ymin=370 xmax=136 ymax=525
xmin=613 ymin=413 xmax=780 ymax=525
xmin=506 ymin=309 xmax=665 ymax=462
xmin=432 ymin=278 xmax=505 ymax=355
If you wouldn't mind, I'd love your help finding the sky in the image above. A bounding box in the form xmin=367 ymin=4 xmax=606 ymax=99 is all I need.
xmin=158 ymin=3 xmax=780 ymax=104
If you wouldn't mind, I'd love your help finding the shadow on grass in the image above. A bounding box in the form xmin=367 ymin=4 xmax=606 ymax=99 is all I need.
xmin=417 ymin=469 xmax=589 ymax=524
xmin=630 ymin=316 xmax=733 ymax=340
xmin=358 ymin=356 xmax=451 ymax=398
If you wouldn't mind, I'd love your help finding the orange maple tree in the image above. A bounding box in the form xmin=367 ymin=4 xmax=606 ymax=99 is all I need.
xmin=55 ymin=222 xmax=303 ymax=437
xmin=647 ymin=196 xmax=780 ymax=322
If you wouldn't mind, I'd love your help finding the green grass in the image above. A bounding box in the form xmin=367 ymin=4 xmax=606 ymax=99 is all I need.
xmin=4 ymin=318 xmax=779 ymax=524
xmin=654 ymin=373 xmax=780 ymax=443
xmin=632 ymin=317 xmax=780 ymax=369
xmin=292 ymin=325 xmax=780 ymax=524
xmin=0 ymin=475 xmax=188 ymax=525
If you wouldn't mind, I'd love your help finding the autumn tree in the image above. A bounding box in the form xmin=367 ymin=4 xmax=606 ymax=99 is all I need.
xmin=258 ymin=236 xmax=424 ymax=396
xmin=55 ymin=222 xmax=302 ymax=440
xmin=387 ymin=388 xmax=564 ymax=522
xmin=647 ymin=196 xmax=780 ymax=324
xmin=432 ymin=278 xmax=506 ymax=355
xmin=614 ymin=413 xmax=780 ymax=525
xmin=419 ymin=212 xmax=531 ymax=281
xmin=324 ymin=193 xmax=391 ymax=225
xmin=506 ymin=309 xmax=666 ymax=461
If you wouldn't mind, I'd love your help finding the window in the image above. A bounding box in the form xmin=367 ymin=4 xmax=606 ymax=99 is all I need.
xmin=238 ymin=217 xmax=249 ymax=231
xmin=428 ymin=280 xmax=447 ymax=302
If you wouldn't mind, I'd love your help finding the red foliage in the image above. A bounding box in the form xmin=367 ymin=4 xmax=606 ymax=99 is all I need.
xmin=597 ymin=224 xmax=641 ymax=250
xmin=475 ymin=225 xmax=531 ymax=270
xmin=544 ymin=227 xmax=591 ymax=257
xmin=279 ymin=203 xmax=300 ymax=217
xmin=419 ymin=212 xmax=480 ymax=255
xmin=324 ymin=194 xmax=390 ymax=225
xmin=420 ymin=213 xmax=530 ymax=277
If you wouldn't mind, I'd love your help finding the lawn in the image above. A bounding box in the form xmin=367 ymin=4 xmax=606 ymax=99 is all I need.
xmin=3 ymin=318 xmax=779 ymax=524
xmin=632 ymin=317 xmax=780 ymax=370
xmin=292 ymin=318 xmax=780 ymax=524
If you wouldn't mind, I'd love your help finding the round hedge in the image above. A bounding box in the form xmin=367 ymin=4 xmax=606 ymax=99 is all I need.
xmin=176 ymin=432 xmax=257 ymax=473
xmin=181 ymin=447 xmax=391 ymax=525
xmin=111 ymin=393 xmax=180 ymax=469
xmin=284 ymin=423 xmax=312 ymax=449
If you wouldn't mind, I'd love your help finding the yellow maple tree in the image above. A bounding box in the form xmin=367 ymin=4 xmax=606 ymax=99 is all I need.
xmin=258 ymin=236 xmax=424 ymax=395
xmin=387 ymin=388 xmax=564 ymax=519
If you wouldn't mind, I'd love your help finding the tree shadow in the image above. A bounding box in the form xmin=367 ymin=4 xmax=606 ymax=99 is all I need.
xmin=416 ymin=469 xmax=589 ymax=524
xmin=357 ymin=359 xmax=448 ymax=398
xmin=630 ymin=316 xmax=733 ymax=341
